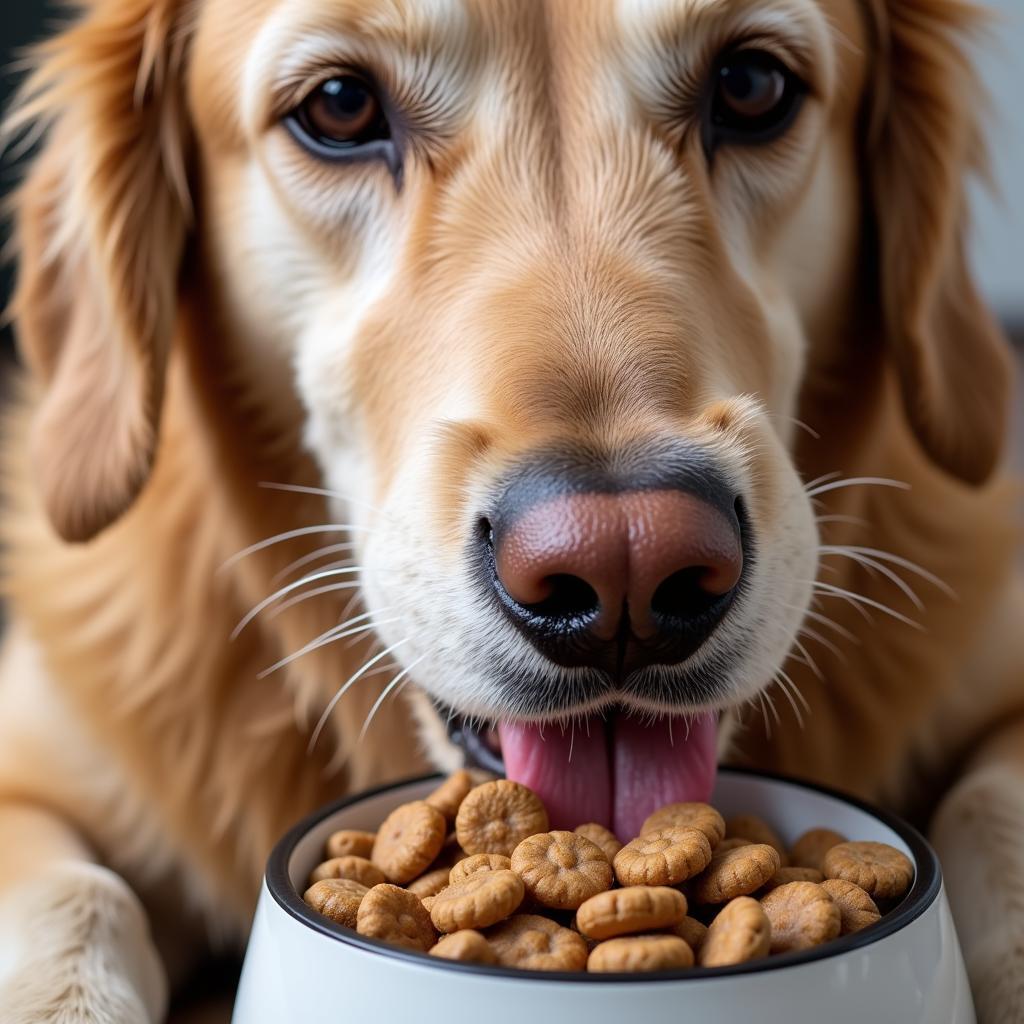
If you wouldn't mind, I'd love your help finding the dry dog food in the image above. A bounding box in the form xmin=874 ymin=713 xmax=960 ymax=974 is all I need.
xmin=306 ymin=775 xmax=914 ymax=973
xmin=511 ymin=831 xmax=613 ymax=909
xmin=613 ymin=827 xmax=712 ymax=887
xmin=698 ymin=896 xmax=771 ymax=967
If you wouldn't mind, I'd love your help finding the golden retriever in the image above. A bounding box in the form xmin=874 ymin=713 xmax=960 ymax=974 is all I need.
xmin=0 ymin=0 xmax=1020 ymax=1020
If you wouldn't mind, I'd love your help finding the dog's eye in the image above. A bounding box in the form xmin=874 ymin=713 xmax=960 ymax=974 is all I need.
xmin=287 ymin=75 xmax=390 ymax=156
xmin=706 ymin=51 xmax=805 ymax=150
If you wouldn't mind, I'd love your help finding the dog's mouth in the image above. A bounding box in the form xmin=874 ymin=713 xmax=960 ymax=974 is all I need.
xmin=444 ymin=705 xmax=718 ymax=840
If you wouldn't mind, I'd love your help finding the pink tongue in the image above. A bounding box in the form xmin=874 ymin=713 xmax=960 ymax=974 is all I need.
xmin=498 ymin=712 xmax=717 ymax=841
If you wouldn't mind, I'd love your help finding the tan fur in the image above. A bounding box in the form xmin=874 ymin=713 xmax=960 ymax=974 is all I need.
xmin=0 ymin=1 xmax=1021 ymax=1021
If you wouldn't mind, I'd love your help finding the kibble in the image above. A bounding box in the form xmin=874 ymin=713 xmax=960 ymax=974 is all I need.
xmin=301 ymin=772 xmax=914 ymax=973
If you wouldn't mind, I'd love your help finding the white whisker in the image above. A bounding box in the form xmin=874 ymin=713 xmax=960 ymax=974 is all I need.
xmin=810 ymin=580 xmax=923 ymax=630
xmin=804 ymin=471 xmax=842 ymax=491
xmin=790 ymin=419 xmax=820 ymax=440
xmin=338 ymin=590 xmax=365 ymax=624
xmin=814 ymin=514 xmax=868 ymax=528
xmin=258 ymin=613 xmax=400 ymax=679
xmin=771 ymin=673 xmax=804 ymax=729
xmin=258 ymin=482 xmax=392 ymax=520
xmin=778 ymin=668 xmax=810 ymax=715
xmin=757 ymin=693 xmax=774 ymax=739
xmin=798 ymin=627 xmax=845 ymax=663
xmin=790 ymin=636 xmax=824 ymax=680
xmin=819 ymin=548 xmax=923 ymax=611
xmin=232 ymin=567 xmax=367 ymax=639
xmin=220 ymin=524 xmax=371 ymax=573
xmin=806 ymin=477 xmax=910 ymax=499
xmin=801 ymin=608 xmax=861 ymax=644
xmin=309 ymin=637 xmax=414 ymax=752
xmin=808 ymin=582 xmax=874 ymax=624
xmin=268 ymin=581 xmax=364 ymax=620
xmin=357 ymin=655 xmax=428 ymax=744
xmin=822 ymin=545 xmax=955 ymax=598
xmin=270 ymin=542 xmax=357 ymax=587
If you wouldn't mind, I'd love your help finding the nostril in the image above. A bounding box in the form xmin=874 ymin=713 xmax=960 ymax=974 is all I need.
xmin=478 ymin=517 xmax=495 ymax=546
xmin=527 ymin=574 xmax=600 ymax=621
xmin=651 ymin=567 xmax=723 ymax=621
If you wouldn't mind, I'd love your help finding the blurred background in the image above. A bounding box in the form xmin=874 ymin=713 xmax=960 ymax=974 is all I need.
xmin=0 ymin=1 xmax=1021 ymax=364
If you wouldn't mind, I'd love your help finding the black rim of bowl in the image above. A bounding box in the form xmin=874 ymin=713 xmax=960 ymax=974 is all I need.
xmin=265 ymin=766 xmax=941 ymax=983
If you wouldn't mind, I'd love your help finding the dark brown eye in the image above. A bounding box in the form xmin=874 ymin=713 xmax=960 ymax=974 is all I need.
xmin=288 ymin=75 xmax=391 ymax=156
xmin=707 ymin=50 xmax=804 ymax=150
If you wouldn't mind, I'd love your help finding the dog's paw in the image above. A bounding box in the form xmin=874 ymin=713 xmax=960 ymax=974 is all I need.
xmin=0 ymin=863 xmax=167 ymax=1024
xmin=965 ymin=927 xmax=1024 ymax=1024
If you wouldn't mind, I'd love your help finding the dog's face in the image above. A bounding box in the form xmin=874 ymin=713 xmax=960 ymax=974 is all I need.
xmin=13 ymin=0 xmax=1010 ymax=837
xmin=185 ymin=0 xmax=870 ymax=830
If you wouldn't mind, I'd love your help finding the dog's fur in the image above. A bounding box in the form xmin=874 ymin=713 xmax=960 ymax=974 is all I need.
xmin=0 ymin=0 xmax=1022 ymax=1021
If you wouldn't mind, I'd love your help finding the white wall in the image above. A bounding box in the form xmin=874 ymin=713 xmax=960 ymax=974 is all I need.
xmin=971 ymin=0 xmax=1024 ymax=322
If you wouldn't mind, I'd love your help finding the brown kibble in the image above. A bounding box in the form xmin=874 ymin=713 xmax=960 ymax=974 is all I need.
xmin=429 ymin=929 xmax=499 ymax=965
xmin=487 ymin=914 xmax=589 ymax=971
xmin=356 ymin=883 xmax=436 ymax=951
xmin=588 ymin=934 xmax=694 ymax=973
xmin=575 ymin=823 xmax=623 ymax=863
xmin=575 ymin=886 xmax=687 ymax=940
xmin=821 ymin=878 xmax=882 ymax=934
xmin=511 ymin=831 xmax=613 ymax=910
xmin=760 ymin=866 xmax=825 ymax=893
xmin=698 ymin=896 xmax=771 ymax=967
xmin=823 ymin=841 xmax=914 ymax=900
xmin=669 ymin=915 xmax=708 ymax=951
xmin=726 ymin=815 xmax=789 ymax=865
xmin=430 ymin=869 xmax=524 ymax=933
xmin=715 ymin=837 xmax=753 ymax=855
xmin=407 ymin=867 xmax=452 ymax=899
xmin=692 ymin=844 xmax=781 ymax=904
xmin=325 ymin=829 xmax=376 ymax=860
xmin=426 ymin=770 xmax=476 ymax=821
xmin=303 ymin=878 xmax=368 ymax=929
xmin=449 ymin=853 xmax=513 ymax=886
xmin=614 ymin=827 xmax=712 ymax=887
xmin=309 ymin=855 xmax=386 ymax=889
xmin=455 ymin=781 xmax=549 ymax=857
xmin=790 ymin=828 xmax=847 ymax=872
xmin=429 ymin=833 xmax=470 ymax=871
xmin=371 ymin=801 xmax=447 ymax=884
xmin=760 ymin=882 xmax=841 ymax=953
xmin=331 ymin=778 xmax=898 ymax=972
xmin=641 ymin=803 xmax=725 ymax=846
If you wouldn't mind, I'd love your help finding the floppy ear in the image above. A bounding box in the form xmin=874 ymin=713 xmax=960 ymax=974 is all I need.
xmin=8 ymin=0 xmax=192 ymax=541
xmin=865 ymin=0 xmax=1011 ymax=485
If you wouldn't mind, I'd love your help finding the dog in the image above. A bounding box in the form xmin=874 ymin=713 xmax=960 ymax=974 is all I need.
xmin=0 ymin=0 xmax=1021 ymax=1020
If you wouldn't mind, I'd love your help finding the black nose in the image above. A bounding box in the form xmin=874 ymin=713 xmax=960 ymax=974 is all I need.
xmin=481 ymin=449 xmax=745 ymax=676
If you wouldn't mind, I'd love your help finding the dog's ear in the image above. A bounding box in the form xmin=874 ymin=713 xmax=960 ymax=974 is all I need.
xmin=865 ymin=0 xmax=1011 ymax=485
xmin=7 ymin=0 xmax=192 ymax=541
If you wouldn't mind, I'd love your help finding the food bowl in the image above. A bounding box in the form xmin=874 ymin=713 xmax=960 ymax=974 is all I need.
xmin=232 ymin=768 xmax=974 ymax=1024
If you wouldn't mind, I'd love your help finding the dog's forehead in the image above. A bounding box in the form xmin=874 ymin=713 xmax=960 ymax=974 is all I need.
xmin=191 ymin=0 xmax=864 ymax=120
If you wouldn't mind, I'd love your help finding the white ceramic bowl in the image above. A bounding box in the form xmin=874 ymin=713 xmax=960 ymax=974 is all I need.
xmin=232 ymin=769 xmax=974 ymax=1024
